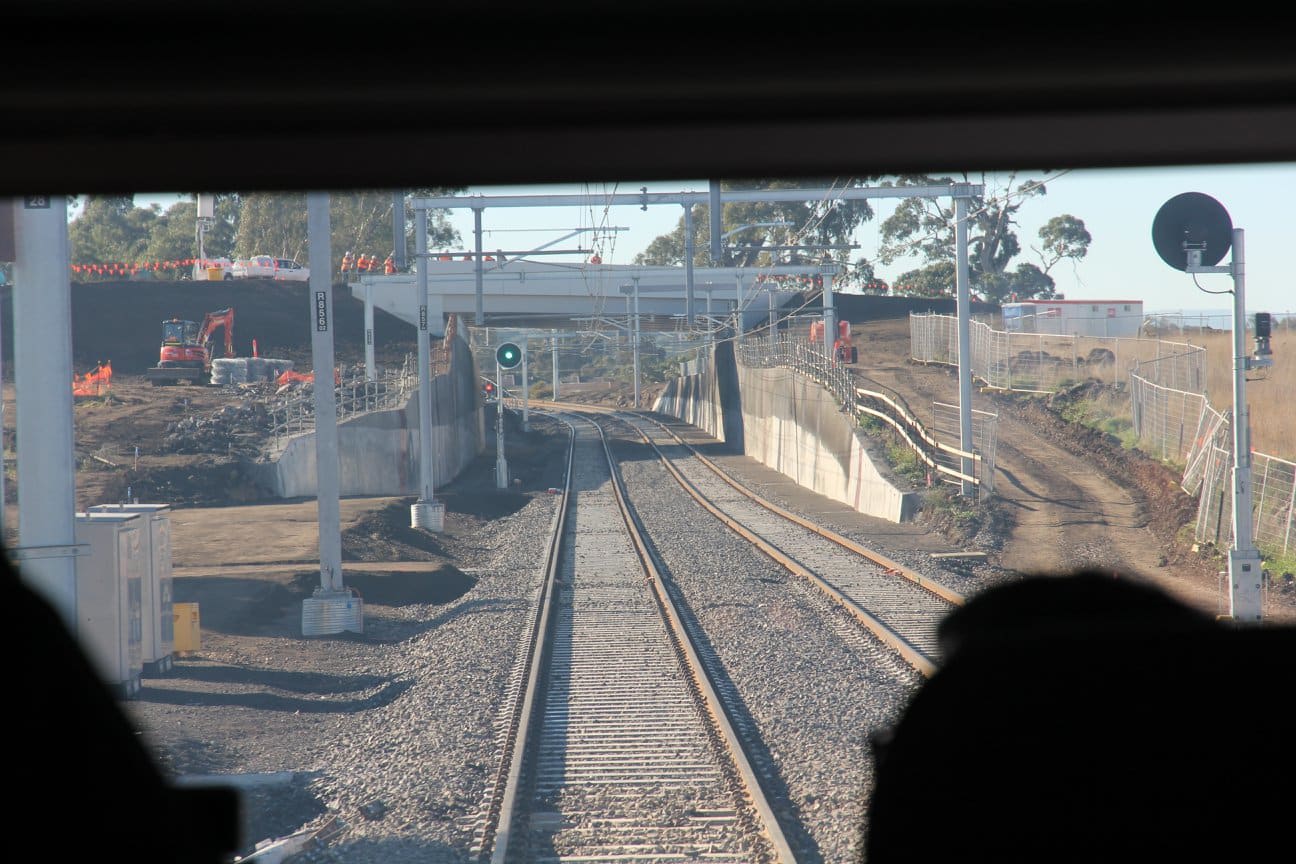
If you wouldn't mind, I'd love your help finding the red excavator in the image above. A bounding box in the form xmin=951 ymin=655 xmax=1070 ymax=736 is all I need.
xmin=145 ymin=308 xmax=235 ymax=386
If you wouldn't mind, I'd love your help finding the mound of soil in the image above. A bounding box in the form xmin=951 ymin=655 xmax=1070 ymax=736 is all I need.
xmin=29 ymin=278 xmax=419 ymax=374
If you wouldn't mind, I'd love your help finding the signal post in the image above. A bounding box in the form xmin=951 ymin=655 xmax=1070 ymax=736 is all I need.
xmin=495 ymin=341 xmax=521 ymax=489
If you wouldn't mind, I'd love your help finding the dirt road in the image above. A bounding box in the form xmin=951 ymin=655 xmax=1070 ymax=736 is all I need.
xmin=847 ymin=316 xmax=1290 ymax=619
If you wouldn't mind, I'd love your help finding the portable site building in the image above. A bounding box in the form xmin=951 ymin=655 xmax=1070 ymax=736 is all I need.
xmin=1002 ymin=299 xmax=1143 ymax=338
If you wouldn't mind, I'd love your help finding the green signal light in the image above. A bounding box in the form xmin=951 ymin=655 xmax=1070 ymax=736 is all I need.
xmin=496 ymin=342 xmax=522 ymax=369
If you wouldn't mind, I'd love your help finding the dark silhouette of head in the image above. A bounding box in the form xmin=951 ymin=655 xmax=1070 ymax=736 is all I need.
xmin=864 ymin=571 xmax=1295 ymax=863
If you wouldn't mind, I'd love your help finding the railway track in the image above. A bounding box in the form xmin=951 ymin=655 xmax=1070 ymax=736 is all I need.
xmin=474 ymin=413 xmax=795 ymax=864
xmin=556 ymin=403 xmax=964 ymax=675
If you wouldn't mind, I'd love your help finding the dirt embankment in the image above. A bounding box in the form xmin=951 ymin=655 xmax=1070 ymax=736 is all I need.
xmin=2 ymin=278 xmax=418 ymax=375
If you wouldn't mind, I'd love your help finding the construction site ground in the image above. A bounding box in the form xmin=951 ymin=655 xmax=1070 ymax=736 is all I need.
xmin=5 ymin=283 xmax=1295 ymax=853
xmin=847 ymin=316 xmax=1296 ymax=622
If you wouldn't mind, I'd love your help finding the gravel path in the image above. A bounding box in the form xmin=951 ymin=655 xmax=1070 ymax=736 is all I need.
xmin=304 ymin=495 xmax=563 ymax=863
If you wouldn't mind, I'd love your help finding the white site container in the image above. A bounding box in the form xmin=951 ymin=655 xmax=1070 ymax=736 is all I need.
xmin=74 ymin=512 xmax=146 ymax=698
xmin=1002 ymin=299 xmax=1143 ymax=338
xmin=88 ymin=504 xmax=175 ymax=673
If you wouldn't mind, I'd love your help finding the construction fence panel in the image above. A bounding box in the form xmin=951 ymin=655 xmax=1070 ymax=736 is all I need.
xmin=1253 ymin=453 xmax=1296 ymax=556
xmin=912 ymin=313 xmax=1206 ymax=395
xmin=931 ymin=401 xmax=999 ymax=496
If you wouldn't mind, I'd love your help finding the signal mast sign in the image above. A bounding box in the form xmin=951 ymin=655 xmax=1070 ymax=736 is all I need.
xmin=497 ymin=342 xmax=522 ymax=369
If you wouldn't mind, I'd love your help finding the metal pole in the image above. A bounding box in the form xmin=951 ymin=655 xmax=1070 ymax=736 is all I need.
xmin=769 ymin=286 xmax=777 ymax=352
xmin=364 ymin=281 xmax=375 ymax=382
xmin=414 ymin=207 xmax=436 ymax=512
xmin=495 ymin=357 xmax=508 ymax=488
xmin=735 ymin=273 xmax=745 ymax=334
xmin=473 ymin=207 xmax=484 ymax=325
xmin=551 ymin=330 xmax=559 ymax=400
xmin=521 ymin=336 xmax=530 ymax=431
xmin=822 ymin=268 xmax=836 ymax=363
xmin=306 ymin=192 xmax=343 ymax=593
xmin=954 ymin=190 xmax=976 ymax=497
xmin=705 ymin=288 xmax=714 ymax=370
xmin=12 ymin=196 xmax=77 ymax=624
xmin=684 ymin=204 xmax=695 ymax=326
xmin=1227 ymin=227 xmax=1262 ymax=622
xmin=633 ymin=278 xmax=641 ymax=409
xmin=392 ymin=191 xmax=407 ymax=271
xmin=709 ymin=180 xmax=724 ymax=266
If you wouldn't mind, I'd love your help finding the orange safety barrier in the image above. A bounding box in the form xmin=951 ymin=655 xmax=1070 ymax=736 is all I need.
xmin=276 ymin=368 xmax=343 ymax=387
xmin=73 ymin=361 xmax=113 ymax=397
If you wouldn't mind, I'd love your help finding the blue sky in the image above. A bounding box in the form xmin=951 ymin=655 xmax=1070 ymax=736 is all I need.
xmin=130 ymin=161 xmax=1296 ymax=314
xmin=436 ymin=165 xmax=1296 ymax=316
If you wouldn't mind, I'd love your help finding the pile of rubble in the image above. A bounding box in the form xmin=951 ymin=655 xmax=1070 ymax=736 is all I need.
xmin=162 ymin=399 xmax=273 ymax=455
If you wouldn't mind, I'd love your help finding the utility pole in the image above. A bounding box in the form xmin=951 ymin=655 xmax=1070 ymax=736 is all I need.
xmin=302 ymin=192 xmax=361 ymax=634
xmin=954 ymin=189 xmax=975 ymax=497
xmin=1224 ymin=227 xmax=1262 ymax=622
xmin=632 ymin=278 xmax=641 ymax=409
xmin=392 ymin=190 xmax=407 ymax=271
xmin=363 ymin=281 xmax=375 ymax=382
xmin=768 ymin=285 xmax=777 ymax=352
xmin=551 ymin=330 xmax=559 ymax=400
xmin=521 ymin=335 xmax=530 ymax=431
xmin=495 ymin=355 xmax=508 ymax=488
xmin=1150 ymin=191 xmax=1264 ymax=622
xmin=11 ymin=195 xmax=77 ymax=626
xmin=411 ymin=206 xmax=442 ymax=531
xmin=683 ymin=203 xmax=695 ymax=326
xmin=473 ymin=207 xmax=484 ymax=325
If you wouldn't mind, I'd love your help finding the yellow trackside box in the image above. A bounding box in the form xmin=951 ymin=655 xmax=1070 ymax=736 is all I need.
xmin=173 ymin=602 xmax=201 ymax=652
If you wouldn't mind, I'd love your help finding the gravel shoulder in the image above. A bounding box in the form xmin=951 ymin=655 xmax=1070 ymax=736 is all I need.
xmin=121 ymin=416 xmax=568 ymax=862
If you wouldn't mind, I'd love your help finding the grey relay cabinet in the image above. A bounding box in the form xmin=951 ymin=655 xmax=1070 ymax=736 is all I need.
xmin=88 ymin=503 xmax=175 ymax=673
xmin=74 ymin=512 xmax=146 ymax=698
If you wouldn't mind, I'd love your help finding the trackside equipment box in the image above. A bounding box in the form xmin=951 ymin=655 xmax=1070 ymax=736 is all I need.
xmin=88 ymin=503 xmax=175 ymax=673
xmin=1003 ymin=299 xmax=1143 ymax=338
xmin=74 ymin=512 xmax=146 ymax=698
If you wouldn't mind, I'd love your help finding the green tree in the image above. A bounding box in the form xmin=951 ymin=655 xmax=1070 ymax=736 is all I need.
xmin=234 ymin=191 xmax=309 ymax=261
xmin=877 ymin=173 xmax=1086 ymax=303
xmin=68 ymin=196 xmax=158 ymax=279
xmin=1033 ymin=214 xmax=1091 ymax=278
xmin=235 ymin=189 xmax=463 ymax=274
xmin=893 ymin=261 xmax=955 ymax=297
xmin=635 ymin=179 xmax=880 ymax=283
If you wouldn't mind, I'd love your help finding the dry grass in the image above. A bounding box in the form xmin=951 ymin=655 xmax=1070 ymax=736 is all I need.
xmin=1191 ymin=328 xmax=1296 ymax=461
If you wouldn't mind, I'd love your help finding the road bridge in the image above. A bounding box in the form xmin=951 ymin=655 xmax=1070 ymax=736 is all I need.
xmin=348 ymin=260 xmax=828 ymax=336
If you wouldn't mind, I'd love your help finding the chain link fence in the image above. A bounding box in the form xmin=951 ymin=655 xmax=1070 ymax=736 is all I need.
xmin=1132 ymin=363 xmax=1295 ymax=556
xmin=909 ymin=311 xmax=1294 ymax=554
xmin=911 ymin=312 xmax=1205 ymax=393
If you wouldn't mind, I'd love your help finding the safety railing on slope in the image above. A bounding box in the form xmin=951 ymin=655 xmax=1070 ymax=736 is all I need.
xmin=267 ymin=354 xmax=420 ymax=448
xmin=738 ymin=334 xmax=994 ymax=491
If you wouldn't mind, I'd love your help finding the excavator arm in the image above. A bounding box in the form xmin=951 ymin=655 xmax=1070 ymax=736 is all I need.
xmin=199 ymin=308 xmax=235 ymax=359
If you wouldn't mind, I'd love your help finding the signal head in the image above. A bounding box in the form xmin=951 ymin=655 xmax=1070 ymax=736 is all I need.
xmin=496 ymin=342 xmax=522 ymax=369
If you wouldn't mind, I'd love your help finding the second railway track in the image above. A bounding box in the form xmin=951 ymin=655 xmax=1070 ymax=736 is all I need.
xmin=584 ymin=406 xmax=964 ymax=674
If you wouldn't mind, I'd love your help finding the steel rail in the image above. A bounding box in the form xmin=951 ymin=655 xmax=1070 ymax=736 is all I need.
xmin=588 ymin=415 xmax=799 ymax=864
xmin=543 ymin=400 xmax=965 ymax=608
xmin=596 ymin=411 xmax=942 ymax=678
xmin=479 ymin=416 xmax=576 ymax=864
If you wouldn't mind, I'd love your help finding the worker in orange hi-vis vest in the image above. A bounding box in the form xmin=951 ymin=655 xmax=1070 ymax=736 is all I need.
xmin=341 ymin=251 xmax=354 ymax=274
xmin=358 ymin=253 xmax=370 ymax=273
xmin=383 ymin=254 xmax=395 ymax=275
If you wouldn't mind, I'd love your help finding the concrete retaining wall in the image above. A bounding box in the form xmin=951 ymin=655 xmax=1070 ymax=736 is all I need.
xmin=254 ymin=318 xmax=483 ymax=498
xmin=654 ymin=345 xmax=916 ymax=523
